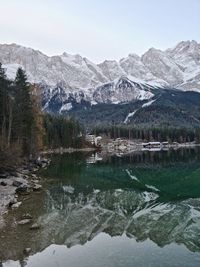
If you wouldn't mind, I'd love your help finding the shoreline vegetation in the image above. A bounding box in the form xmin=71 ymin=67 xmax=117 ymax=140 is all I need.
xmin=0 ymin=63 xmax=84 ymax=224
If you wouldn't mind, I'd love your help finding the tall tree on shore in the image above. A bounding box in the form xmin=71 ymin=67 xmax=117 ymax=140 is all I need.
xmin=13 ymin=67 xmax=34 ymax=155
xmin=30 ymin=84 xmax=44 ymax=154
xmin=0 ymin=63 xmax=12 ymax=150
xmin=7 ymin=89 xmax=14 ymax=148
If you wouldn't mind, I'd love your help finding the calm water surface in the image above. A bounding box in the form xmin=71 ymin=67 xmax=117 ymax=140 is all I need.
xmin=1 ymin=148 xmax=200 ymax=267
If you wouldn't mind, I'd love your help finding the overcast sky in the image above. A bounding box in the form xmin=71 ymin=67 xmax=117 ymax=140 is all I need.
xmin=0 ymin=0 xmax=199 ymax=63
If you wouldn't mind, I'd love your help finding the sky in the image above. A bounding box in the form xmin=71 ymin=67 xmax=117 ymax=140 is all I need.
xmin=0 ymin=0 xmax=200 ymax=63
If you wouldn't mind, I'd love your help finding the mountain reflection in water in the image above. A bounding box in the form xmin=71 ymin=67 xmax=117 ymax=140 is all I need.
xmin=1 ymin=148 xmax=200 ymax=267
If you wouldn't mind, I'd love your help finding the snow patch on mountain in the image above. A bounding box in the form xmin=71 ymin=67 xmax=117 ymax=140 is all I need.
xmin=124 ymin=98 xmax=157 ymax=124
xmin=93 ymin=76 xmax=154 ymax=104
xmin=60 ymin=103 xmax=72 ymax=113
xmin=142 ymin=99 xmax=156 ymax=108
xmin=124 ymin=110 xmax=138 ymax=124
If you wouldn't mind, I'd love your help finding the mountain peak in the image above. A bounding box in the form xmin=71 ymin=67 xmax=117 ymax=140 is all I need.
xmin=167 ymin=40 xmax=200 ymax=54
xmin=143 ymin=47 xmax=163 ymax=56
xmin=127 ymin=53 xmax=140 ymax=59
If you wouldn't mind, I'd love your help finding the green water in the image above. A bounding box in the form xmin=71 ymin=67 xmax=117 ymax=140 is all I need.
xmin=1 ymin=148 xmax=200 ymax=267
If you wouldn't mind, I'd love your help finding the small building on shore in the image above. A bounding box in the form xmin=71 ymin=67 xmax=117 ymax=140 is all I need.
xmin=85 ymin=135 xmax=102 ymax=147
xmin=142 ymin=141 xmax=169 ymax=149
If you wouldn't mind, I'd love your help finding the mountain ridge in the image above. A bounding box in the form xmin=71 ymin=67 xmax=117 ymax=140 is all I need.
xmin=1 ymin=40 xmax=200 ymax=92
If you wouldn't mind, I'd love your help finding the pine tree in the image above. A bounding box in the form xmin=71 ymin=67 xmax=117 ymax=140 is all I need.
xmin=0 ymin=63 xmax=11 ymax=150
xmin=0 ymin=63 xmax=6 ymax=149
xmin=14 ymin=67 xmax=34 ymax=155
xmin=29 ymin=84 xmax=44 ymax=154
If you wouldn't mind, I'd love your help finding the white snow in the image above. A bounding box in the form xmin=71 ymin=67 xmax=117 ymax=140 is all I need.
xmin=42 ymin=99 xmax=51 ymax=111
xmin=91 ymin=100 xmax=97 ymax=105
xmin=60 ymin=103 xmax=72 ymax=113
xmin=142 ymin=99 xmax=156 ymax=108
xmin=124 ymin=98 xmax=156 ymax=124
xmin=124 ymin=110 xmax=138 ymax=124
xmin=127 ymin=75 xmax=167 ymax=88
xmin=138 ymin=90 xmax=154 ymax=100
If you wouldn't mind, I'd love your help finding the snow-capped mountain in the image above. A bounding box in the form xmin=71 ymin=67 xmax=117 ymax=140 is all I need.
xmin=93 ymin=76 xmax=154 ymax=104
xmin=0 ymin=40 xmax=200 ymax=112
xmin=39 ymin=76 xmax=155 ymax=114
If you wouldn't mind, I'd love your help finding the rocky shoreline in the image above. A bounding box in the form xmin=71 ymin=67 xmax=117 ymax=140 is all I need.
xmin=42 ymin=147 xmax=97 ymax=154
xmin=0 ymin=157 xmax=50 ymax=226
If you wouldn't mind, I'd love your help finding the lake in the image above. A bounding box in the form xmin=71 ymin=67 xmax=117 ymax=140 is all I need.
xmin=1 ymin=148 xmax=200 ymax=267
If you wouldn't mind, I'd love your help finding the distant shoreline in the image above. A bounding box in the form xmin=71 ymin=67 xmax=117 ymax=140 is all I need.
xmin=41 ymin=142 xmax=200 ymax=155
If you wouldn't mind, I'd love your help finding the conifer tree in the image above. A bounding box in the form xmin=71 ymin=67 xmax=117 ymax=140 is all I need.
xmin=14 ymin=67 xmax=34 ymax=155
xmin=0 ymin=63 xmax=11 ymax=150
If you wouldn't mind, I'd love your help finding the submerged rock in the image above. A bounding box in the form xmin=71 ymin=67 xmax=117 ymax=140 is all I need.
xmin=15 ymin=185 xmax=29 ymax=194
xmin=11 ymin=201 xmax=22 ymax=209
xmin=31 ymin=174 xmax=38 ymax=179
xmin=32 ymin=179 xmax=39 ymax=184
xmin=18 ymin=219 xmax=31 ymax=225
xmin=9 ymin=171 xmax=19 ymax=177
xmin=30 ymin=223 xmax=41 ymax=230
xmin=22 ymin=213 xmax=33 ymax=220
xmin=8 ymin=197 xmax=18 ymax=207
xmin=12 ymin=181 xmax=23 ymax=187
xmin=19 ymin=169 xmax=30 ymax=175
xmin=0 ymin=156 xmax=48 ymax=220
xmin=33 ymin=184 xmax=42 ymax=191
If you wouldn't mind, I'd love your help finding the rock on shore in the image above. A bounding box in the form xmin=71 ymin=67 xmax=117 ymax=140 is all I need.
xmin=0 ymin=157 xmax=50 ymax=225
